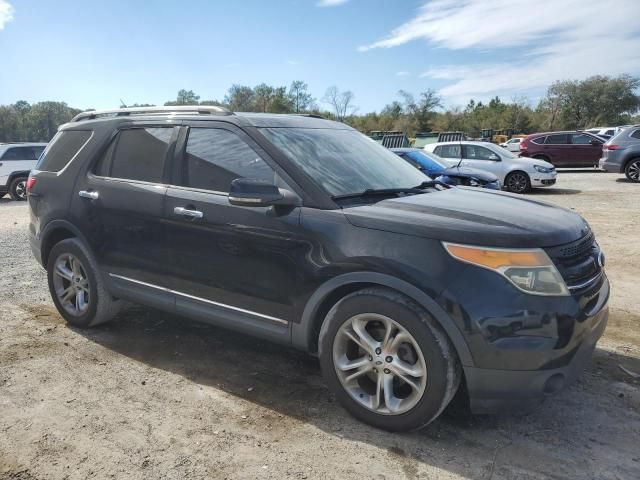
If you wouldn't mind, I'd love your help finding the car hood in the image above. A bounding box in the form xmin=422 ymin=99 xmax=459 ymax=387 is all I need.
xmin=343 ymin=187 xmax=588 ymax=248
xmin=441 ymin=166 xmax=498 ymax=183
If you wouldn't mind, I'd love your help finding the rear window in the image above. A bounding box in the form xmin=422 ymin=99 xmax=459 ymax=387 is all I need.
xmin=109 ymin=128 xmax=173 ymax=183
xmin=37 ymin=131 xmax=92 ymax=172
xmin=545 ymin=134 xmax=568 ymax=145
xmin=435 ymin=144 xmax=461 ymax=158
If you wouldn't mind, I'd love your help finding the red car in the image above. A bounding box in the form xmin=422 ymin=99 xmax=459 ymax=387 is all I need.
xmin=520 ymin=131 xmax=604 ymax=167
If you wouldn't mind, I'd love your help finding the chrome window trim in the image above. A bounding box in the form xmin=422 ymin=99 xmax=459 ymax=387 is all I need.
xmin=108 ymin=273 xmax=288 ymax=325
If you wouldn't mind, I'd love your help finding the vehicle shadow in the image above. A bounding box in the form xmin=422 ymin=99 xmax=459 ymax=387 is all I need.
xmin=615 ymin=178 xmax=637 ymax=183
xmin=555 ymin=168 xmax=604 ymax=174
xmin=73 ymin=305 xmax=640 ymax=479
xmin=527 ymin=188 xmax=582 ymax=195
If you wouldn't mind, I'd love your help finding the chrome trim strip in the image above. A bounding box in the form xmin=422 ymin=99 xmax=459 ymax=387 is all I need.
xmin=568 ymin=272 xmax=602 ymax=291
xmin=109 ymin=273 xmax=288 ymax=325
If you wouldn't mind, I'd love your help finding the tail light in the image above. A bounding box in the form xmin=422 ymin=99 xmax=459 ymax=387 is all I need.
xmin=26 ymin=176 xmax=37 ymax=191
xmin=603 ymin=144 xmax=624 ymax=150
xmin=519 ymin=139 xmax=528 ymax=150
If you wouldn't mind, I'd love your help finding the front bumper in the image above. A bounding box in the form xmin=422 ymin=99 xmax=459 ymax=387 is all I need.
xmin=531 ymin=172 xmax=557 ymax=187
xmin=464 ymin=305 xmax=608 ymax=413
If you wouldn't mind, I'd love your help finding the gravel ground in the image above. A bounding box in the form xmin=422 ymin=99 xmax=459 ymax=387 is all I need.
xmin=1 ymin=171 xmax=639 ymax=480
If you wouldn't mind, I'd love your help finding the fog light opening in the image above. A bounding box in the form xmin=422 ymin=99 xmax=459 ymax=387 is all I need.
xmin=543 ymin=373 xmax=566 ymax=395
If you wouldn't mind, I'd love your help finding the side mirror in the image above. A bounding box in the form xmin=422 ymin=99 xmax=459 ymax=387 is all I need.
xmin=228 ymin=178 xmax=299 ymax=207
xmin=590 ymin=139 xmax=601 ymax=146
xmin=488 ymin=153 xmax=501 ymax=161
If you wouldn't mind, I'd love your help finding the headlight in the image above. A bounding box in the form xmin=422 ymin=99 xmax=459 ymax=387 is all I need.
xmin=534 ymin=165 xmax=552 ymax=173
xmin=443 ymin=242 xmax=569 ymax=296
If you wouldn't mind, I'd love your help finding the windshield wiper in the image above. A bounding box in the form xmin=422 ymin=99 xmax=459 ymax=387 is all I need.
xmin=332 ymin=182 xmax=449 ymax=201
xmin=331 ymin=187 xmax=420 ymax=201
xmin=412 ymin=180 xmax=451 ymax=190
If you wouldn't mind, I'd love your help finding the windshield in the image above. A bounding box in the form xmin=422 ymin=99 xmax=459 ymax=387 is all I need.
xmin=407 ymin=151 xmax=445 ymax=173
xmin=260 ymin=128 xmax=427 ymax=196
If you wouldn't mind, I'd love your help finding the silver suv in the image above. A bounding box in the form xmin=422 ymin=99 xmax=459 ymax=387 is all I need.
xmin=0 ymin=142 xmax=47 ymax=200
xmin=599 ymin=126 xmax=640 ymax=182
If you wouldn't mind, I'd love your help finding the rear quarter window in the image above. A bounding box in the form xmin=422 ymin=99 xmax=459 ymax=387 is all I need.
xmin=530 ymin=136 xmax=546 ymax=145
xmin=631 ymin=129 xmax=640 ymax=140
xmin=37 ymin=131 xmax=92 ymax=172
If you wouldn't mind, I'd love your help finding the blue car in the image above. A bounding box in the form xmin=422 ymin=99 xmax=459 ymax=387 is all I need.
xmin=391 ymin=148 xmax=501 ymax=190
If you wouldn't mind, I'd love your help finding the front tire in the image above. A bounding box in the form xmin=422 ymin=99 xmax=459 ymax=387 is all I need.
xmin=9 ymin=176 xmax=28 ymax=201
xmin=625 ymin=159 xmax=640 ymax=182
xmin=319 ymin=287 xmax=460 ymax=431
xmin=505 ymin=171 xmax=531 ymax=193
xmin=47 ymin=238 xmax=120 ymax=328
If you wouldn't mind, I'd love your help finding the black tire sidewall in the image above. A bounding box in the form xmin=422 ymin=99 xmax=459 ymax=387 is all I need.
xmin=9 ymin=176 xmax=27 ymax=201
xmin=319 ymin=289 xmax=455 ymax=432
xmin=506 ymin=171 xmax=531 ymax=193
xmin=625 ymin=160 xmax=640 ymax=182
xmin=47 ymin=239 xmax=99 ymax=328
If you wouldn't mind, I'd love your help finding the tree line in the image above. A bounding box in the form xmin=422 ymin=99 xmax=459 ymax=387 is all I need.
xmin=1 ymin=75 xmax=638 ymax=143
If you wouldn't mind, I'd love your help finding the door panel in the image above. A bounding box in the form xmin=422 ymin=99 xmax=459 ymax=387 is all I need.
xmin=570 ymin=133 xmax=602 ymax=166
xmin=164 ymin=186 xmax=305 ymax=324
xmin=69 ymin=125 xmax=176 ymax=289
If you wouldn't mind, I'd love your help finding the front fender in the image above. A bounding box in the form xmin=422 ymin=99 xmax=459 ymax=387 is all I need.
xmin=292 ymin=271 xmax=474 ymax=367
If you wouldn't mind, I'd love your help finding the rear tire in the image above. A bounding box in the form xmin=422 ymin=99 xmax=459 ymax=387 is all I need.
xmin=505 ymin=171 xmax=531 ymax=193
xmin=47 ymin=238 xmax=121 ymax=328
xmin=625 ymin=159 xmax=640 ymax=182
xmin=9 ymin=176 xmax=28 ymax=201
xmin=319 ymin=287 xmax=460 ymax=432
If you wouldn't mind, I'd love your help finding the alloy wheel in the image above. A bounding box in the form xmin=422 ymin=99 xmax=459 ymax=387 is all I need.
xmin=332 ymin=313 xmax=427 ymax=415
xmin=52 ymin=253 xmax=90 ymax=316
xmin=628 ymin=160 xmax=640 ymax=181
xmin=507 ymin=173 xmax=528 ymax=193
xmin=15 ymin=180 xmax=27 ymax=199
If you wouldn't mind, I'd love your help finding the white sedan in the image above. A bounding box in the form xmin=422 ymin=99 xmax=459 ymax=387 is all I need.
xmin=424 ymin=141 xmax=557 ymax=193
xmin=499 ymin=137 xmax=523 ymax=152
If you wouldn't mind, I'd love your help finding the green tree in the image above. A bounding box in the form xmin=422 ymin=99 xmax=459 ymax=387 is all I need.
xmin=288 ymin=81 xmax=315 ymax=113
xmin=164 ymin=89 xmax=200 ymax=106
xmin=224 ymin=84 xmax=255 ymax=111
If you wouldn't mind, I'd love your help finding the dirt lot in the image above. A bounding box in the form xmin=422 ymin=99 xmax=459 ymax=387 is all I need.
xmin=1 ymin=171 xmax=639 ymax=480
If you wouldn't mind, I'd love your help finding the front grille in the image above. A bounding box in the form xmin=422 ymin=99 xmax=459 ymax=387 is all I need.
xmin=545 ymin=232 xmax=602 ymax=292
xmin=541 ymin=179 xmax=556 ymax=185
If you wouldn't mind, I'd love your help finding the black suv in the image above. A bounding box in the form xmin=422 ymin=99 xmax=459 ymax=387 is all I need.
xmin=28 ymin=106 xmax=609 ymax=431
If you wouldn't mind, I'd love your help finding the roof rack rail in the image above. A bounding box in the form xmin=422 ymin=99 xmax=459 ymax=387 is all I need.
xmin=71 ymin=105 xmax=233 ymax=123
xmin=294 ymin=113 xmax=325 ymax=119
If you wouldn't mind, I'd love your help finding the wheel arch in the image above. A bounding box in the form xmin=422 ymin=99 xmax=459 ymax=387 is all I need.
xmin=8 ymin=170 xmax=31 ymax=183
xmin=40 ymin=220 xmax=92 ymax=267
xmin=292 ymin=272 xmax=474 ymax=367
xmin=623 ymin=156 xmax=640 ymax=174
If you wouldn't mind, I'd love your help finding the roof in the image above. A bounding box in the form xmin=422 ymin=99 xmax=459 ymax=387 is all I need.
xmin=390 ymin=147 xmax=420 ymax=153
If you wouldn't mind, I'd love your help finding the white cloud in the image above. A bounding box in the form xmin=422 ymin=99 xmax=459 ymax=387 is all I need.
xmin=0 ymin=1 xmax=14 ymax=30
xmin=396 ymin=71 xmax=410 ymax=77
xmin=360 ymin=0 xmax=640 ymax=101
xmin=317 ymin=0 xmax=349 ymax=7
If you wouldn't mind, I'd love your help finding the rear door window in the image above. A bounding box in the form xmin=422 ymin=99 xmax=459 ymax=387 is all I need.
xmin=37 ymin=131 xmax=92 ymax=171
xmin=1 ymin=146 xmax=39 ymax=161
xmin=435 ymin=145 xmax=461 ymax=158
xmin=108 ymin=128 xmax=173 ymax=183
xmin=545 ymin=134 xmax=568 ymax=144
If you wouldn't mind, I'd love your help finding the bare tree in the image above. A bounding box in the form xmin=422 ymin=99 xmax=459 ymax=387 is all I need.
xmin=322 ymin=86 xmax=357 ymax=121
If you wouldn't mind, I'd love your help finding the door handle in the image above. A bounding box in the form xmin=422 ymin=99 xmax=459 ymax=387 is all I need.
xmin=78 ymin=190 xmax=99 ymax=200
xmin=174 ymin=206 xmax=203 ymax=219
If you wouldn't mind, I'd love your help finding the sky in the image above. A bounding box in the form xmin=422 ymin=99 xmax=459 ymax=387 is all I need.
xmin=1 ymin=0 xmax=639 ymax=112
